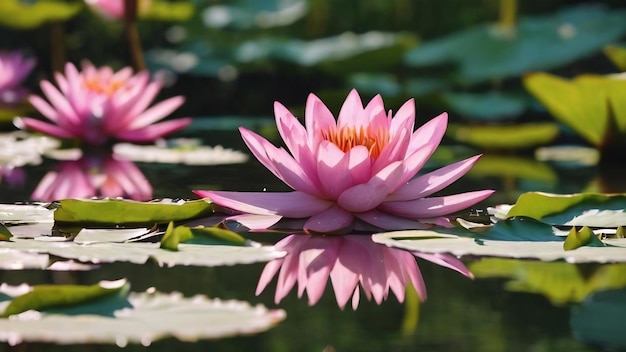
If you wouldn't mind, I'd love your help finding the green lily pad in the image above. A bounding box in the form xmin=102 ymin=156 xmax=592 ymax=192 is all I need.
xmin=0 ymin=283 xmax=285 ymax=346
xmin=563 ymin=226 xmax=605 ymax=251
xmin=1 ymin=279 xmax=129 ymax=318
xmin=404 ymin=5 xmax=626 ymax=83
xmin=442 ymin=91 xmax=528 ymax=121
xmin=470 ymin=259 xmax=626 ymax=304
xmin=53 ymin=199 xmax=214 ymax=226
xmin=446 ymin=122 xmax=560 ymax=149
xmin=523 ymin=72 xmax=626 ymax=148
xmin=372 ymin=218 xmax=626 ymax=263
xmin=0 ymin=0 xmax=82 ymax=29
xmin=140 ymin=0 xmax=194 ymax=21
xmin=202 ymin=0 xmax=308 ymax=29
xmin=505 ymin=192 xmax=626 ymax=227
xmin=604 ymin=45 xmax=626 ymax=71
xmin=467 ymin=155 xmax=557 ymax=183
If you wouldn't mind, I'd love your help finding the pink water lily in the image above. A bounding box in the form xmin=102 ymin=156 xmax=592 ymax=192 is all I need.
xmin=15 ymin=62 xmax=191 ymax=146
xmin=32 ymin=153 xmax=152 ymax=201
xmin=195 ymin=89 xmax=493 ymax=234
xmin=0 ymin=51 xmax=35 ymax=105
xmin=85 ymin=0 xmax=151 ymax=19
xmin=257 ymin=234 xmax=472 ymax=309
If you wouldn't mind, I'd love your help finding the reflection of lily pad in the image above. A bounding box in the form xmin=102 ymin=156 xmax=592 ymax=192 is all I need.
xmin=468 ymin=155 xmax=557 ymax=183
xmin=571 ymin=288 xmax=626 ymax=351
xmin=446 ymin=122 xmax=559 ymax=149
xmin=373 ymin=219 xmax=626 ymax=263
xmin=524 ymin=73 xmax=626 ymax=148
xmin=405 ymin=5 xmax=626 ymax=83
xmin=471 ymin=259 xmax=626 ymax=304
xmin=0 ymin=282 xmax=285 ymax=346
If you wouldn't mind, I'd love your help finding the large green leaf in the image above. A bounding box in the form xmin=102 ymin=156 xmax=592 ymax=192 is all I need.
xmin=1 ymin=280 xmax=128 ymax=318
xmin=470 ymin=259 xmax=626 ymax=304
xmin=0 ymin=284 xmax=285 ymax=345
xmin=442 ymin=91 xmax=528 ymax=121
xmin=446 ymin=122 xmax=559 ymax=149
xmin=604 ymin=45 xmax=626 ymax=71
xmin=505 ymin=192 xmax=626 ymax=226
xmin=467 ymin=155 xmax=557 ymax=183
xmin=53 ymin=199 xmax=214 ymax=225
xmin=372 ymin=218 xmax=626 ymax=263
xmin=404 ymin=5 xmax=626 ymax=83
xmin=523 ymin=73 xmax=626 ymax=147
xmin=0 ymin=0 xmax=82 ymax=29
xmin=140 ymin=0 xmax=194 ymax=21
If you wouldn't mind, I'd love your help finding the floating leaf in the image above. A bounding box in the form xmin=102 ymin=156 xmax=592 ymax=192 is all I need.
xmin=140 ymin=0 xmax=194 ymax=21
xmin=468 ymin=155 xmax=557 ymax=183
xmin=0 ymin=286 xmax=285 ymax=346
xmin=373 ymin=219 xmax=626 ymax=263
xmin=470 ymin=259 xmax=626 ymax=304
xmin=0 ymin=0 xmax=82 ymax=29
xmin=604 ymin=45 xmax=626 ymax=71
xmin=160 ymin=221 xmax=191 ymax=251
xmin=53 ymin=199 xmax=213 ymax=226
xmin=404 ymin=5 xmax=626 ymax=83
xmin=571 ymin=289 xmax=626 ymax=351
xmin=563 ymin=226 xmax=605 ymax=251
xmin=1 ymin=279 xmax=128 ymax=318
xmin=0 ymin=224 xmax=11 ymax=241
xmin=442 ymin=91 xmax=528 ymax=121
xmin=446 ymin=122 xmax=559 ymax=149
xmin=505 ymin=192 xmax=626 ymax=227
xmin=0 ymin=203 xmax=54 ymax=224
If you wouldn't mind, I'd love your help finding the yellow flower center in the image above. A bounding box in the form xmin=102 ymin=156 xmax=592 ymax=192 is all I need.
xmin=322 ymin=126 xmax=390 ymax=158
xmin=84 ymin=78 xmax=126 ymax=96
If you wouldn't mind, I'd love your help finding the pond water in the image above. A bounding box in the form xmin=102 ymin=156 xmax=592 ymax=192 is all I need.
xmin=0 ymin=123 xmax=623 ymax=352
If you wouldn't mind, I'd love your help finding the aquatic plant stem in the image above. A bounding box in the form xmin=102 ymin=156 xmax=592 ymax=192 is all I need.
xmin=498 ymin=0 xmax=517 ymax=31
xmin=49 ymin=22 xmax=65 ymax=72
xmin=124 ymin=0 xmax=145 ymax=71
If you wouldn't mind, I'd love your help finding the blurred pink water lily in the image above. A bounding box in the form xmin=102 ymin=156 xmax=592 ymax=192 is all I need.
xmin=0 ymin=51 xmax=35 ymax=105
xmin=195 ymin=89 xmax=493 ymax=234
xmin=85 ymin=0 xmax=151 ymax=19
xmin=32 ymin=153 xmax=152 ymax=201
xmin=257 ymin=234 xmax=472 ymax=309
xmin=15 ymin=62 xmax=191 ymax=146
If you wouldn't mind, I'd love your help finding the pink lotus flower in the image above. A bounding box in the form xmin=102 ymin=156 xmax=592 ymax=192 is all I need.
xmin=15 ymin=62 xmax=191 ymax=146
xmin=257 ymin=234 xmax=472 ymax=309
xmin=32 ymin=153 xmax=152 ymax=201
xmin=0 ymin=51 xmax=35 ymax=105
xmin=194 ymin=89 xmax=493 ymax=234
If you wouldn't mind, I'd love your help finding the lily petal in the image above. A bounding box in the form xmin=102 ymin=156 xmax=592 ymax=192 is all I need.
xmin=380 ymin=190 xmax=495 ymax=218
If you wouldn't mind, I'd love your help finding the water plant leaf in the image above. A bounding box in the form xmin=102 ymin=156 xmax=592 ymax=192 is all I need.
xmin=160 ymin=221 xmax=192 ymax=251
xmin=373 ymin=219 xmax=626 ymax=263
xmin=467 ymin=155 xmax=557 ymax=183
xmin=0 ymin=224 xmax=11 ymax=241
xmin=1 ymin=279 xmax=128 ymax=318
xmin=505 ymin=192 xmax=626 ymax=227
xmin=446 ymin=122 xmax=559 ymax=149
xmin=563 ymin=226 xmax=605 ymax=251
xmin=0 ymin=0 xmax=82 ymax=29
xmin=604 ymin=45 xmax=626 ymax=71
xmin=0 ymin=287 xmax=285 ymax=346
xmin=53 ymin=199 xmax=214 ymax=226
xmin=404 ymin=5 xmax=626 ymax=83
xmin=571 ymin=288 xmax=626 ymax=351
xmin=140 ymin=0 xmax=194 ymax=21
xmin=470 ymin=259 xmax=626 ymax=304
xmin=442 ymin=91 xmax=528 ymax=121
xmin=0 ymin=203 xmax=54 ymax=224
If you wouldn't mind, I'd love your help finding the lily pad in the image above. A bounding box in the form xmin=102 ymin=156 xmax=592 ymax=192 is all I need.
xmin=372 ymin=219 xmax=626 ymax=263
xmin=470 ymin=258 xmax=626 ymax=304
xmin=113 ymin=142 xmax=249 ymax=165
xmin=0 ymin=0 xmax=82 ymax=29
xmin=404 ymin=5 xmax=626 ymax=83
xmin=524 ymin=73 xmax=626 ymax=148
xmin=0 ymin=203 xmax=54 ymax=224
xmin=442 ymin=91 xmax=528 ymax=121
xmin=140 ymin=0 xmax=194 ymax=21
xmin=571 ymin=288 xmax=626 ymax=351
xmin=446 ymin=122 xmax=560 ymax=149
xmin=467 ymin=155 xmax=557 ymax=183
xmin=505 ymin=192 xmax=626 ymax=227
xmin=0 ymin=283 xmax=286 ymax=346
xmin=604 ymin=45 xmax=626 ymax=71
xmin=53 ymin=198 xmax=214 ymax=226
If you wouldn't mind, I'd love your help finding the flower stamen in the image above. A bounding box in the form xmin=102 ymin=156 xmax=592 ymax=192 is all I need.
xmin=322 ymin=126 xmax=389 ymax=158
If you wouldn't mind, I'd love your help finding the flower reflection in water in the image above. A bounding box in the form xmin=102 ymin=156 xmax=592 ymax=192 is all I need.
xmin=32 ymin=152 xmax=152 ymax=201
xmin=256 ymin=234 xmax=472 ymax=310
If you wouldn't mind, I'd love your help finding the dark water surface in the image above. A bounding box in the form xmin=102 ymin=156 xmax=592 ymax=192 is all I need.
xmin=0 ymin=127 xmax=622 ymax=352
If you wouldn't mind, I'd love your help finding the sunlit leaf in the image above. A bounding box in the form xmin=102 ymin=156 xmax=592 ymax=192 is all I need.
xmin=0 ymin=0 xmax=82 ymax=29
xmin=0 ymin=224 xmax=11 ymax=241
xmin=468 ymin=155 xmax=557 ymax=183
xmin=140 ymin=0 xmax=194 ymax=21
xmin=446 ymin=122 xmax=559 ymax=149
xmin=604 ymin=45 xmax=626 ymax=71
xmin=470 ymin=259 xmax=626 ymax=304
xmin=505 ymin=192 xmax=626 ymax=227
xmin=0 ymin=203 xmax=54 ymax=224
xmin=404 ymin=5 xmax=626 ymax=83
xmin=563 ymin=226 xmax=605 ymax=251
xmin=160 ymin=221 xmax=191 ymax=251
xmin=0 ymin=285 xmax=285 ymax=346
xmin=1 ymin=279 xmax=128 ymax=318
xmin=53 ymin=199 xmax=214 ymax=225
